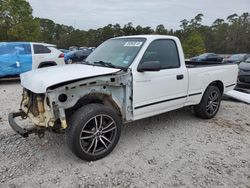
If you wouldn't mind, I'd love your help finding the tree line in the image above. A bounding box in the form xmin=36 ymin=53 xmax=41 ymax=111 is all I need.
xmin=0 ymin=0 xmax=250 ymax=57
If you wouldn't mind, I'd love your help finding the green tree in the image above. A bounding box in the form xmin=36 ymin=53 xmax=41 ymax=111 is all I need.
xmin=0 ymin=0 xmax=39 ymax=41
xmin=182 ymin=31 xmax=206 ymax=58
xmin=101 ymin=24 xmax=115 ymax=41
xmin=209 ymin=19 xmax=228 ymax=53
xmin=113 ymin=23 xmax=123 ymax=37
xmin=155 ymin=24 xmax=168 ymax=35
xmin=123 ymin=22 xmax=136 ymax=35
xmin=190 ymin=13 xmax=204 ymax=29
xmin=180 ymin=19 xmax=189 ymax=30
xmin=36 ymin=18 xmax=56 ymax=42
xmin=227 ymin=13 xmax=238 ymax=23
xmin=225 ymin=13 xmax=250 ymax=53
xmin=135 ymin=25 xmax=143 ymax=34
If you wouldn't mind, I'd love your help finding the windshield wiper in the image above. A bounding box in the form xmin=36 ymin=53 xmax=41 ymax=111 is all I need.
xmin=83 ymin=60 xmax=126 ymax=70
xmin=93 ymin=61 xmax=117 ymax=68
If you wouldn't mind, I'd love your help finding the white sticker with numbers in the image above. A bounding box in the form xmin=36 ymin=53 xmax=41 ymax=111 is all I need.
xmin=124 ymin=42 xmax=143 ymax=47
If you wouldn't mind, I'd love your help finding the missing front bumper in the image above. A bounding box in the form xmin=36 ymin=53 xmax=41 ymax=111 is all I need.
xmin=8 ymin=111 xmax=37 ymax=138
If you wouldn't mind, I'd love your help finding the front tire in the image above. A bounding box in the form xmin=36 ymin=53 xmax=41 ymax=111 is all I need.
xmin=66 ymin=104 xmax=121 ymax=161
xmin=194 ymin=86 xmax=222 ymax=119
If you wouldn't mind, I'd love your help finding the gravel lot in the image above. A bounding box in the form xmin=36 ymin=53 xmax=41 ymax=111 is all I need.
xmin=0 ymin=81 xmax=250 ymax=188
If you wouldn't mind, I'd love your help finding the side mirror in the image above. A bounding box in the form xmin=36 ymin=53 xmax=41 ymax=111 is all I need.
xmin=137 ymin=61 xmax=161 ymax=72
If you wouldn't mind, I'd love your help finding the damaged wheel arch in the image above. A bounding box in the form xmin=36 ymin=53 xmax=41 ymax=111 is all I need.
xmin=66 ymin=93 xmax=123 ymax=119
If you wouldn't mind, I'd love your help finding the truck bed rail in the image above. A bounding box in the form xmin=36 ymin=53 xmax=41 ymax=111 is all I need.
xmin=185 ymin=61 xmax=234 ymax=68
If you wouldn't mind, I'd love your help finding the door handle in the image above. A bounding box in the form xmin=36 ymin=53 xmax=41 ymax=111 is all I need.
xmin=176 ymin=74 xmax=184 ymax=80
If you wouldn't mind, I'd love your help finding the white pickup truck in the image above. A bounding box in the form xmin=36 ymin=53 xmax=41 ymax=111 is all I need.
xmin=9 ymin=35 xmax=238 ymax=161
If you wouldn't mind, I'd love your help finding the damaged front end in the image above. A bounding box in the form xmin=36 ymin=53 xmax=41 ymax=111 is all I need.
xmin=9 ymin=69 xmax=133 ymax=138
xmin=8 ymin=89 xmax=66 ymax=137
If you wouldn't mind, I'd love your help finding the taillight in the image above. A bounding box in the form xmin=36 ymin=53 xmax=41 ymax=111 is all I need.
xmin=59 ymin=53 xmax=64 ymax=58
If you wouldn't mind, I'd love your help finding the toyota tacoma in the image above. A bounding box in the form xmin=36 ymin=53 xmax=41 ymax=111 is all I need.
xmin=9 ymin=35 xmax=238 ymax=161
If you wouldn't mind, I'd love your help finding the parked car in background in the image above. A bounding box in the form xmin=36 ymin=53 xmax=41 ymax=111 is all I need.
xmin=237 ymin=57 xmax=250 ymax=88
xmin=78 ymin=47 xmax=96 ymax=51
xmin=191 ymin=53 xmax=223 ymax=62
xmin=88 ymin=47 xmax=96 ymax=51
xmin=69 ymin=46 xmax=78 ymax=51
xmin=79 ymin=47 xmax=88 ymax=50
xmin=223 ymin=54 xmax=250 ymax=64
xmin=59 ymin=49 xmax=70 ymax=54
xmin=218 ymin=54 xmax=231 ymax=60
xmin=64 ymin=49 xmax=92 ymax=64
xmin=0 ymin=42 xmax=65 ymax=77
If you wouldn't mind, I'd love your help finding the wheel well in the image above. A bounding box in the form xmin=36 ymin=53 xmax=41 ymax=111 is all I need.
xmin=208 ymin=80 xmax=224 ymax=94
xmin=38 ymin=61 xmax=57 ymax=68
xmin=66 ymin=94 xmax=121 ymax=117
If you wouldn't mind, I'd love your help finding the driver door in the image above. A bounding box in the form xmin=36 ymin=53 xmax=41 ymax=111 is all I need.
xmin=133 ymin=39 xmax=188 ymax=120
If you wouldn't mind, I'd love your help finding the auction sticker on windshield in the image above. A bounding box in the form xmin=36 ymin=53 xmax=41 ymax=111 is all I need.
xmin=124 ymin=42 xmax=143 ymax=47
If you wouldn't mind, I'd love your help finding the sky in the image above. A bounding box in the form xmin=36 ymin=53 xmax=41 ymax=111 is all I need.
xmin=28 ymin=0 xmax=250 ymax=30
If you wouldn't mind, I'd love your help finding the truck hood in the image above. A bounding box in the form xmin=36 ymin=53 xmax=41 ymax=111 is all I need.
xmin=20 ymin=64 xmax=120 ymax=93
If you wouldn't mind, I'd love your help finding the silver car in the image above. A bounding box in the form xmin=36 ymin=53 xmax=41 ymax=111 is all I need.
xmin=238 ymin=57 xmax=250 ymax=88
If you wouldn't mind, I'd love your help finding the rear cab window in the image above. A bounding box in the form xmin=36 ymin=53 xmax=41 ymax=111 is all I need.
xmin=33 ymin=44 xmax=51 ymax=54
xmin=139 ymin=39 xmax=180 ymax=69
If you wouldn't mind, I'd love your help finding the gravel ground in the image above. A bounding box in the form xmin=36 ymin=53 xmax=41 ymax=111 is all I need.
xmin=0 ymin=81 xmax=250 ymax=188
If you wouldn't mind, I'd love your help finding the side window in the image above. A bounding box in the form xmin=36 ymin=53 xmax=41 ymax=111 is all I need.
xmin=17 ymin=44 xmax=31 ymax=55
xmin=33 ymin=44 xmax=51 ymax=54
xmin=140 ymin=39 xmax=180 ymax=69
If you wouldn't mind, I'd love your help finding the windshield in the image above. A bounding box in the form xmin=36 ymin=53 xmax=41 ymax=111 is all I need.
xmin=85 ymin=38 xmax=146 ymax=69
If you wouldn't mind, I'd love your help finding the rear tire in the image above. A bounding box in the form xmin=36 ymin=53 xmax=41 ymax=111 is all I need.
xmin=66 ymin=103 xmax=121 ymax=161
xmin=194 ymin=86 xmax=222 ymax=119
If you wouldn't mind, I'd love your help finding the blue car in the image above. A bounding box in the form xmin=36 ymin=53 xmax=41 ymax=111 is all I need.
xmin=0 ymin=42 xmax=65 ymax=77
xmin=64 ymin=49 xmax=93 ymax=64
xmin=0 ymin=42 xmax=32 ymax=77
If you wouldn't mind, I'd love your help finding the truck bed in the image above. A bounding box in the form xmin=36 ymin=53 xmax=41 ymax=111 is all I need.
xmin=184 ymin=61 xmax=238 ymax=106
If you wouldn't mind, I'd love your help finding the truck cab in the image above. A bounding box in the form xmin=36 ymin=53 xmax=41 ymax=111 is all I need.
xmin=130 ymin=36 xmax=189 ymax=120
